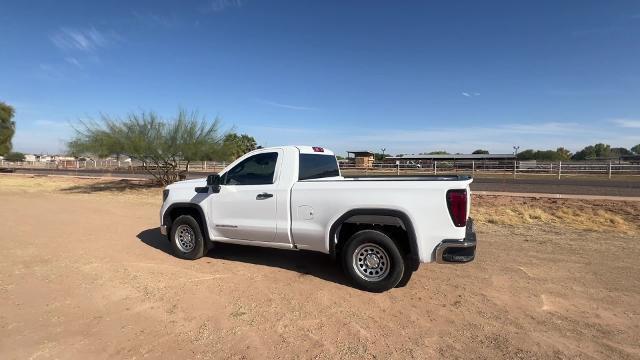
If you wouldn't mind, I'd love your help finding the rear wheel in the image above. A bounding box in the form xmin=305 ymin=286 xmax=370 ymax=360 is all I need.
xmin=170 ymin=215 xmax=205 ymax=260
xmin=342 ymin=230 xmax=405 ymax=292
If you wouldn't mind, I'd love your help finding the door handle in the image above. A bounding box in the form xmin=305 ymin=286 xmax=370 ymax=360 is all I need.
xmin=256 ymin=192 xmax=273 ymax=200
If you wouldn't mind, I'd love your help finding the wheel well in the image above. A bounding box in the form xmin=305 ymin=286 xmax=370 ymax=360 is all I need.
xmin=165 ymin=205 xmax=209 ymax=242
xmin=329 ymin=210 xmax=420 ymax=271
xmin=336 ymin=222 xmax=410 ymax=255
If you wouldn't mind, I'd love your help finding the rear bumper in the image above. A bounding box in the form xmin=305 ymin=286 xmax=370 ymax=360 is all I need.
xmin=435 ymin=219 xmax=477 ymax=263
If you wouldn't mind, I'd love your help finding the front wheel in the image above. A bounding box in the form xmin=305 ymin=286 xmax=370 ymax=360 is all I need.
xmin=342 ymin=230 xmax=405 ymax=292
xmin=170 ymin=215 xmax=205 ymax=260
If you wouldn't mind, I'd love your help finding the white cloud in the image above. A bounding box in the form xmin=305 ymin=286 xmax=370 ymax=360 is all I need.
xmin=132 ymin=11 xmax=176 ymax=28
xmin=36 ymin=63 xmax=64 ymax=80
xmin=611 ymin=118 xmax=640 ymax=128
xmin=205 ymin=0 xmax=243 ymax=12
xmin=461 ymin=92 xmax=480 ymax=97
xmin=50 ymin=27 xmax=117 ymax=52
xmin=64 ymin=57 xmax=82 ymax=67
xmin=256 ymin=99 xmax=318 ymax=111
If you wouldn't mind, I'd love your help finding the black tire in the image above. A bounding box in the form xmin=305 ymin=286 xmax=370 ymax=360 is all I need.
xmin=395 ymin=266 xmax=414 ymax=288
xmin=170 ymin=215 xmax=205 ymax=260
xmin=342 ymin=230 xmax=405 ymax=292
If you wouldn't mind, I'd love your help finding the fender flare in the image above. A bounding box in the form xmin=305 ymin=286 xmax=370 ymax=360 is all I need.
xmin=163 ymin=203 xmax=211 ymax=243
xmin=328 ymin=208 xmax=420 ymax=271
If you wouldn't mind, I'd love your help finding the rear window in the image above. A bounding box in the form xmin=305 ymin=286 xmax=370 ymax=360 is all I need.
xmin=299 ymin=154 xmax=340 ymax=180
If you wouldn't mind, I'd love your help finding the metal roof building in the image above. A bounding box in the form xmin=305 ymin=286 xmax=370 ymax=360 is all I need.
xmin=385 ymin=154 xmax=516 ymax=162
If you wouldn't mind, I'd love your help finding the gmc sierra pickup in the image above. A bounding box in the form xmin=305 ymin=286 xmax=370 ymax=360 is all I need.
xmin=160 ymin=146 xmax=476 ymax=292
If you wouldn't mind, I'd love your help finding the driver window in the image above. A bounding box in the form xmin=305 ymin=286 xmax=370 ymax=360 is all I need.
xmin=222 ymin=152 xmax=278 ymax=185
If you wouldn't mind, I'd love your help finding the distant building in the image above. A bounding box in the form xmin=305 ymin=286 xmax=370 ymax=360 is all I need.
xmin=347 ymin=151 xmax=375 ymax=168
xmin=52 ymin=155 xmax=75 ymax=162
xmin=384 ymin=153 xmax=516 ymax=164
xmin=620 ymin=155 xmax=640 ymax=164
xmin=384 ymin=153 xmax=516 ymax=170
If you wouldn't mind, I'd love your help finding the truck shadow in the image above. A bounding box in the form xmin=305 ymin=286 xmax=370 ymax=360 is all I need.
xmin=62 ymin=179 xmax=158 ymax=194
xmin=137 ymin=228 xmax=350 ymax=287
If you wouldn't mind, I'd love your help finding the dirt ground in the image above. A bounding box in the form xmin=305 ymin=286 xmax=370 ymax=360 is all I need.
xmin=1 ymin=175 xmax=639 ymax=359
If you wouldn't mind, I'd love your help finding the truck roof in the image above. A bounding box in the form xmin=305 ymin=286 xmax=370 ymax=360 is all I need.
xmin=253 ymin=145 xmax=335 ymax=156
xmin=294 ymin=145 xmax=334 ymax=156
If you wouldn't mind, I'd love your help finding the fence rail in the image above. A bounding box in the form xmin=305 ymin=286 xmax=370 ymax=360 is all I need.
xmin=339 ymin=161 xmax=640 ymax=179
xmin=2 ymin=159 xmax=640 ymax=179
xmin=0 ymin=159 xmax=229 ymax=173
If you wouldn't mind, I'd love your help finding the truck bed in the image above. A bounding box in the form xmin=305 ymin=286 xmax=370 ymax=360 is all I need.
xmin=303 ymin=175 xmax=472 ymax=182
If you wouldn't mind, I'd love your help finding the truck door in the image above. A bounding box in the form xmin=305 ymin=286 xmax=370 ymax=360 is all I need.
xmin=208 ymin=150 xmax=281 ymax=242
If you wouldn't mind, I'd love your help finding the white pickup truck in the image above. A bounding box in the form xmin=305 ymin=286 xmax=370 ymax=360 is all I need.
xmin=160 ymin=146 xmax=476 ymax=292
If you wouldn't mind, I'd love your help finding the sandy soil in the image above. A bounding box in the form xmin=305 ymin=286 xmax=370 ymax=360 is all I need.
xmin=1 ymin=176 xmax=639 ymax=359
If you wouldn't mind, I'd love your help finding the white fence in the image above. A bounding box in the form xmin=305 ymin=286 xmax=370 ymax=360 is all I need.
xmin=2 ymin=158 xmax=639 ymax=179
xmin=0 ymin=159 xmax=229 ymax=173
xmin=340 ymin=160 xmax=640 ymax=179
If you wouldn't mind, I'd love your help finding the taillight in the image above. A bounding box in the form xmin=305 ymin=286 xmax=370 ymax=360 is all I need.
xmin=446 ymin=189 xmax=467 ymax=227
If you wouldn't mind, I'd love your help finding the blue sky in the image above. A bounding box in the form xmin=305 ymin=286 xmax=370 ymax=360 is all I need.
xmin=2 ymin=0 xmax=640 ymax=156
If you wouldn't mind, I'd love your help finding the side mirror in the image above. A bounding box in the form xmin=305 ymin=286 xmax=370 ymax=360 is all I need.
xmin=207 ymin=174 xmax=221 ymax=193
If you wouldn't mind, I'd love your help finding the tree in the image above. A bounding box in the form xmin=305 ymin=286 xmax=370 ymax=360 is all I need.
xmin=427 ymin=151 xmax=449 ymax=155
xmin=555 ymin=147 xmax=572 ymax=160
xmin=535 ymin=150 xmax=563 ymax=161
xmin=0 ymin=102 xmax=16 ymax=156
xmin=222 ymin=133 xmax=257 ymax=160
xmin=572 ymin=143 xmax=611 ymax=160
xmin=632 ymin=144 xmax=640 ymax=154
xmin=68 ymin=110 xmax=225 ymax=185
xmin=4 ymin=151 xmax=25 ymax=162
xmin=472 ymin=149 xmax=489 ymax=154
xmin=516 ymin=149 xmax=536 ymax=160
xmin=517 ymin=149 xmax=565 ymax=161
xmin=610 ymin=147 xmax=632 ymax=157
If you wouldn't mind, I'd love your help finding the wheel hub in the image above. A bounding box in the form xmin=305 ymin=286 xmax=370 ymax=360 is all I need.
xmin=352 ymin=243 xmax=391 ymax=281
xmin=175 ymin=224 xmax=196 ymax=252
xmin=365 ymin=254 xmax=380 ymax=268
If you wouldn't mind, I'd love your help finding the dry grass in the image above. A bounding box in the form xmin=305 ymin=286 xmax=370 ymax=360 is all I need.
xmin=0 ymin=174 xmax=163 ymax=204
xmin=473 ymin=195 xmax=639 ymax=233
xmin=0 ymin=174 xmax=73 ymax=192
